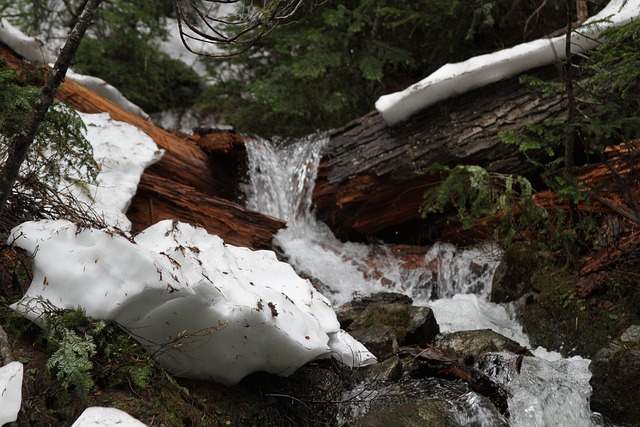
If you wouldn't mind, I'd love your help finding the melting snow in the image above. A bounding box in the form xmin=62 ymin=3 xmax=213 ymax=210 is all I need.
xmin=0 ymin=361 xmax=23 ymax=425
xmin=10 ymin=219 xmax=376 ymax=384
xmin=376 ymin=0 xmax=640 ymax=125
xmin=70 ymin=407 xmax=147 ymax=427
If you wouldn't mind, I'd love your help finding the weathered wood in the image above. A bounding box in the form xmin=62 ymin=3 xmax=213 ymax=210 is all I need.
xmin=314 ymin=66 xmax=566 ymax=244
xmin=127 ymin=173 xmax=285 ymax=249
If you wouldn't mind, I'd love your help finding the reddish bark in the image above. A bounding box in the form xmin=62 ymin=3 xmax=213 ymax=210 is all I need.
xmin=0 ymin=44 xmax=284 ymax=249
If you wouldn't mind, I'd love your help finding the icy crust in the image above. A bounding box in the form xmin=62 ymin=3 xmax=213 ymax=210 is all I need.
xmin=376 ymin=0 xmax=640 ymax=125
xmin=10 ymin=219 xmax=376 ymax=385
xmin=0 ymin=19 xmax=149 ymax=120
xmin=71 ymin=112 xmax=163 ymax=231
xmin=0 ymin=361 xmax=23 ymax=425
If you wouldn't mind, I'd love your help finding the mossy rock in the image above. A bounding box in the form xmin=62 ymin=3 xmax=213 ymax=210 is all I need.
xmin=491 ymin=243 xmax=540 ymax=303
xmin=348 ymin=303 xmax=439 ymax=346
xmin=516 ymin=266 xmax=640 ymax=357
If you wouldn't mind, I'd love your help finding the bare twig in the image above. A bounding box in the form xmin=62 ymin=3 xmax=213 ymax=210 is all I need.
xmin=174 ymin=0 xmax=316 ymax=57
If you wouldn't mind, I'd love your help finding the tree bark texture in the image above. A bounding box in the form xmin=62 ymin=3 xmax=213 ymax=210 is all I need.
xmin=313 ymin=66 xmax=567 ymax=244
xmin=0 ymin=0 xmax=103 ymax=213
xmin=127 ymin=174 xmax=284 ymax=249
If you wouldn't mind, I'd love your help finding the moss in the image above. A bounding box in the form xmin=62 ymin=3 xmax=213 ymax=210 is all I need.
xmin=353 ymin=303 xmax=413 ymax=342
xmin=516 ymin=265 xmax=640 ymax=357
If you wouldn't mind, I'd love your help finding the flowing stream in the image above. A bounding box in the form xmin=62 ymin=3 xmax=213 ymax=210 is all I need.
xmin=244 ymin=136 xmax=603 ymax=427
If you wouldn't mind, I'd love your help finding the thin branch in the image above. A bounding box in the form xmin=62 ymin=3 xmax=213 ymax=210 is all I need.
xmin=174 ymin=0 xmax=315 ymax=57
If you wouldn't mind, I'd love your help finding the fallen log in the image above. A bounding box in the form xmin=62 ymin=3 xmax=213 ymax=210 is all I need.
xmin=398 ymin=345 xmax=512 ymax=417
xmin=313 ymin=66 xmax=566 ymax=245
xmin=127 ymin=174 xmax=285 ymax=249
xmin=0 ymin=43 xmax=284 ymax=249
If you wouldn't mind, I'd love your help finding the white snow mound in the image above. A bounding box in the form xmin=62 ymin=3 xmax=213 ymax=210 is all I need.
xmin=376 ymin=0 xmax=640 ymax=125
xmin=69 ymin=112 xmax=163 ymax=231
xmin=10 ymin=219 xmax=376 ymax=385
xmin=71 ymin=407 xmax=147 ymax=427
xmin=0 ymin=361 xmax=23 ymax=425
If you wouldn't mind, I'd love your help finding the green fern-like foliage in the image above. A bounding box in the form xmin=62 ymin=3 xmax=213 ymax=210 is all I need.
xmin=45 ymin=312 xmax=97 ymax=400
xmin=0 ymin=67 xmax=98 ymax=228
xmin=421 ymin=164 xmax=534 ymax=229
xmin=0 ymin=68 xmax=97 ymax=183
xmin=38 ymin=306 xmax=164 ymax=400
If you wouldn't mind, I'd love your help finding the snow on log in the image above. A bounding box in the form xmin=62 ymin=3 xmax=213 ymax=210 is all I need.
xmin=314 ymin=66 xmax=565 ymax=244
xmin=10 ymin=219 xmax=376 ymax=385
xmin=0 ymin=18 xmax=148 ymax=119
xmin=376 ymin=0 xmax=640 ymax=125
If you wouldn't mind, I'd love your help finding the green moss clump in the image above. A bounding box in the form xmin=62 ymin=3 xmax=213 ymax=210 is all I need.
xmin=517 ymin=265 xmax=640 ymax=357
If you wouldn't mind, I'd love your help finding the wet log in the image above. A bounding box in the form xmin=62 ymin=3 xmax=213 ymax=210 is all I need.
xmin=399 ymin=345 xmax=512 ymax=417
xmin=313 ymin=66 xmax=566 ymax=245
xmin=127 ymin=174 xmax=285 ymax=249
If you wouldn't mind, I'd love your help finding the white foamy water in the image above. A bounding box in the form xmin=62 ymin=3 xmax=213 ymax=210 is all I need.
xmin=245 ymin=136 xmax=501 ymax=306
xmin=244 ymin=135 xmax=600 ymax=427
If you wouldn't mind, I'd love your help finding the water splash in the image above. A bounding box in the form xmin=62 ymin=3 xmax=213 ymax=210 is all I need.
xmin=244 ymin=135 xmax=600 ymax=427
xmin=244 ymin=136 xmax=501 ymax=306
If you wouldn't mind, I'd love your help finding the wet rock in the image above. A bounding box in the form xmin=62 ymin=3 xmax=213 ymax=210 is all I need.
xmin=338 ymin=292 xmax=413 ymax=329
xmin=359 ymin=356 xmax=403 ymax=383
xmin=590 ymin=324 xmax=640 ymax=425
xmin=348 ymin=326 xmax=398 ymax=360
xmin=491 ymin=243 xmax=539 ymax=303
xmin=348 ymin=303 xmax=439 ymax=346
xmin=349 ymin=400 xmax=457 ymax=427
xmin=343 ymin=378 xmax=508 ymax=427
xmin=434 ymin=329 xmax=531 ymax=359
xmin=350 ymin=292 xmax=414 ymax=311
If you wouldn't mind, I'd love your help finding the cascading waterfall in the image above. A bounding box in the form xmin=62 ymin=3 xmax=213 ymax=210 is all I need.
xmin=245 ymin=135 xmax=604 ymax=427
xmin=245 ymin=135 xmax=501 ymax=307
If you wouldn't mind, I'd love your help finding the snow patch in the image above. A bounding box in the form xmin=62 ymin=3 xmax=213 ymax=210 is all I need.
xmin=10 ymin=219 xmax=376 ymax=385
xmin=0 ymin=18 xmax=149 ymax=119
xmin=0 ymin=361 xmax=23 ymax=425
xmin=68 ymin=112 xmax=163 ymax=231
xmin=71 ymin=407 xmax=147 ymax=427
xmin=376 ymin=0 xmax=640 ymax=125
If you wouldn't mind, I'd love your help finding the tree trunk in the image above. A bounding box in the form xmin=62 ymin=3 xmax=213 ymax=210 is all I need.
xmin=0 ymin=0 xmax=103 ymax=213
xmin=313 ymin=66 xmax=566 ymax=245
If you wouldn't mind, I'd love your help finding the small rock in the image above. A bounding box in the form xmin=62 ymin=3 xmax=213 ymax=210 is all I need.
xmin=360 ymin=356 xmax=403 ymax=383
xmin=435 ymin=329 xmax=531 ymax=359
xmin=349 ymin=303 xmax=439 ymax=346
xmin=491 ymin=243 xmax=539 ymax=303
xmin=349 ymin=326 xmax=399 ymax=360
xmin=620 ymin=324 xmax=640 ymax=343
